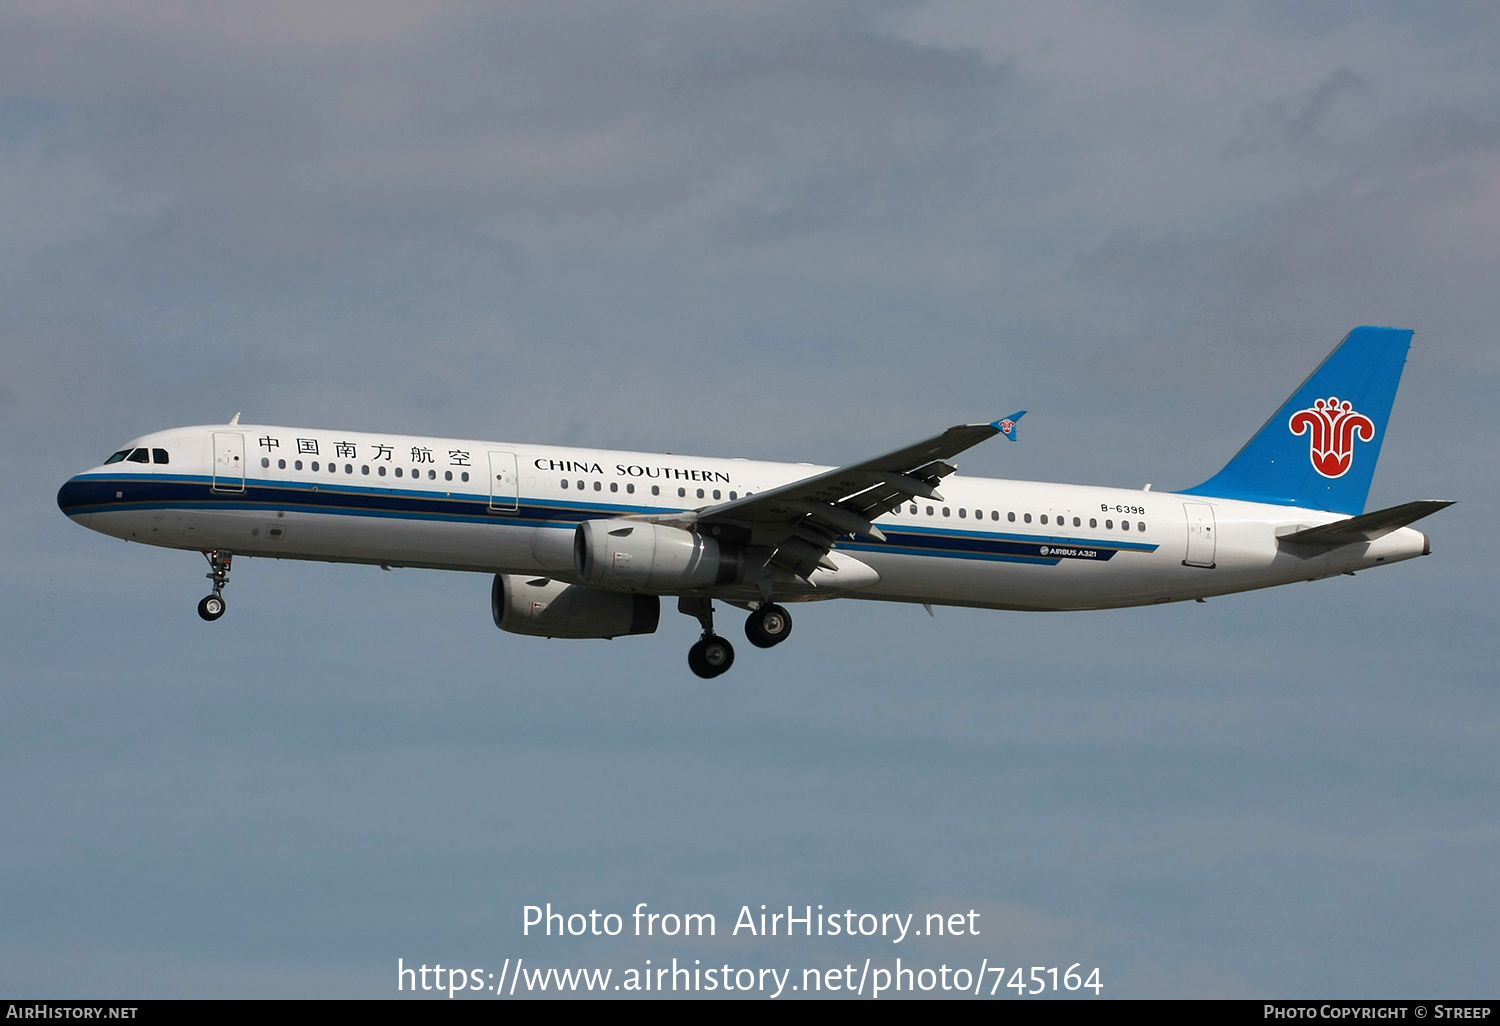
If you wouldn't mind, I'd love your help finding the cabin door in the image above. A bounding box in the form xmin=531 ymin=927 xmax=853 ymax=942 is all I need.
xmin=211 ymin=432 xmax=245 ymax=493
xmin=1183 ymin=502 xmax=1216 ymax=568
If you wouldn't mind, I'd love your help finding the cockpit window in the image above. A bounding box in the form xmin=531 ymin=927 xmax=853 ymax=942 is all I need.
xmin=152 ymin=448 xmax=169 ymax=464
xmin=104 ymin=449 xmax=131 ymax=464
xmin=126 ymin=448 xmax=150 ymax=463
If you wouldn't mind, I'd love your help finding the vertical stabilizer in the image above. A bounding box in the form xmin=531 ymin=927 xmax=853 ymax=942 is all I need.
xmin=1181 ymin=326 xmax=1412 ymax=515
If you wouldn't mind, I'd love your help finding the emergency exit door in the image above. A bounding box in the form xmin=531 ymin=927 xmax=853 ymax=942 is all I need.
xmin=488 ymin=451 xmax=519 ymax=512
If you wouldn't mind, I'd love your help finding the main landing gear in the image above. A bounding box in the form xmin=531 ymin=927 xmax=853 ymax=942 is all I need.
xmin=680 ymin=597 xmax=734 ymax=679
xmin=679 ymin=599 xmax=794 ymax=678
xmin=198 ymin=549 xmax=232 ymax=621
xmin=744 ymin=603 xmax=793 ymax=649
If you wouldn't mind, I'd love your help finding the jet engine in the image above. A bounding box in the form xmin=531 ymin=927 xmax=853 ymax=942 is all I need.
xmin=491 ymin=574 xmax=659 ymax=639
xmin=574 ymin=519 xmax=745 ymax=592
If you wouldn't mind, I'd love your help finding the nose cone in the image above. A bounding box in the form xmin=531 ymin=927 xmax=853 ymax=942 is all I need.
xmin=57 ymin=475 xmax=96 ymax=520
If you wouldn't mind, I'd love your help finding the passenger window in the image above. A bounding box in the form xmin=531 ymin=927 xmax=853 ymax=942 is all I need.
xmin=610 ymin=482 xmax=618 ymax=492
xmin=678 ymin=488 xmax=686 ymax=498
xmin=958 ymin=508 xmax=966 ymax=518
xmin=576 ymin=479 xmax=583 ymax=490
xmin=1105 ymin=520 xmax=1113 ymax=529
xmin=345 ymin=464 xmax=353 ymax=474
xmin=430 ymin=470 xmax=437 ymax=480
xmin=627 ymin=483 xmax=635 ymax=494
xmin=104 ymin=449 xmax=131 ymax=464
xmin=278 ymin=459 xmax=286 ymax=469
xmin=295 ymin=460 xmax=303 ymax=470
xmin=926 ymin=505 xmax=934 ymax=515
xmin=1008 ymin=512 xmax=1016 ymax=522
xmin=261 ymin=457 xmax=270 ymax=468
xmin=394 ymin=467 xmax=402 ymax=477
xmin=1023 ymin=513 xmax=1031 ymax=523
xmin=445 ymin=471 xmax=453 ymax=481
xmin=942 ymin=507 xmax=950 ymax=517
xmin=362 ymin=465 xmax=370 ymax=475
xmin=461 ymin=472 xmax=469 ymax=482
xmin=152 ymin=448 xmax=169 ymax=464
xmin=127 ymin=448 xmax=149 ymax=463
xmin=909 ymin=505 xmax=918 ymax=514
xmin=696 ymin=488 xmax=704 ymax=498
xmin=1089 ymin=517 xmax=1097 ymax=528
xmin=594 ymin=481 xmax=601 ymax=491
xmin=729 ymin=491 xmax=736 ymax=500
xmin=1073 ymin=516 xmax=1080 ymax=527
xmin=712 ymin=489 xmax=721 ymax=500
xmin=378 ymin=466 xmax=386 ymax=476
xmin=991 ymin=511 xmax=999 ymax=520
xmin=1123 ymin=520 xmax=1132 ymax=531
xmin=1040 ymin=514 xmax=1048 ymax=525
xmin=1138 ymin=521 xmax=1146 ymax=531
xmin=651 ymin=486 xmax=660 ymax=496
xmin=330 ymin=463 xmax=337 ymax=474
xmin=311 ymin=461 xmax=320 ymax=471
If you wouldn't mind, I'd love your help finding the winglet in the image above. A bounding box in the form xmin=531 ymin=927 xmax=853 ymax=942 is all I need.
xmin=992 ymin=411 xmax=1026 ymax=441
xmin=229 ymin=412 xmax=241 ymax=425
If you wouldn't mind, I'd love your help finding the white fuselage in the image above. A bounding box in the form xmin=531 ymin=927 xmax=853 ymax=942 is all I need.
xmin=58 ymin=423 xmax=1429 ymax=611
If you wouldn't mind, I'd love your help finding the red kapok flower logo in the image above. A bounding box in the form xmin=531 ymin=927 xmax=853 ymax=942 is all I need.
xmin=1288 ymin=396 xmax=1376 ymax=479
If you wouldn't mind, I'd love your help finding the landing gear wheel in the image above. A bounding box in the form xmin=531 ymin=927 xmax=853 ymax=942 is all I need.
xmin=745 ymin=603 xmax=793 ymax=648
xmin=688 ymin=636 xmax=735 ymax=679
xmin=198 ymin=550 xmax=233 ymax=622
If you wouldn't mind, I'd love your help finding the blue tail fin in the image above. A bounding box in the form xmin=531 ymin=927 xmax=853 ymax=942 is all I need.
xmin=1181 ymin=326 xmax=1412 ymax=515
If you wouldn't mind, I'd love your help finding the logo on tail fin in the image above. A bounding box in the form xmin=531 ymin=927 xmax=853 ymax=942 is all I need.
xmin=1289 ymin=396 xmax=1376 ymax=479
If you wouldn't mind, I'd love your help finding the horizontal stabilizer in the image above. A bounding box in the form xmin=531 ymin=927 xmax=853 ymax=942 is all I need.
xmin=1277 ymin=499 xmax=1454 ymax=549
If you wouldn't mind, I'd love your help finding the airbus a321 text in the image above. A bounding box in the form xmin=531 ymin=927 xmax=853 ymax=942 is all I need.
xmin=58 ymin=327 xmax=1450 ymax=678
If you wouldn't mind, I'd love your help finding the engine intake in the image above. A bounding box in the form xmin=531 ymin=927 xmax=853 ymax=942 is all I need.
xmin=492 ymin=574 xmax=659 ymax=638
xmin=574 ymin=519 xmax=745 ymax=592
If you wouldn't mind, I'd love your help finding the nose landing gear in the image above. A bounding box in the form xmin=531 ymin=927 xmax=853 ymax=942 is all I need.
xmin=679 ymin=597 xmax=735 ymax=679
xmin=198 ymin=549 xmax=232 ymax=621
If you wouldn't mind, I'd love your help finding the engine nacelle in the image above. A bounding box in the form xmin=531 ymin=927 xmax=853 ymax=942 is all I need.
xmin=574 ymin=519 xmax=745 ymax=592
xmin=491 ymin=574 xmax=659 ymax=639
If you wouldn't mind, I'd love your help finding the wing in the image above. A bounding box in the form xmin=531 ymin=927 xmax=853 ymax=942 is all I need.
xmin=641 ymin=420 xmax=1018 ymax=579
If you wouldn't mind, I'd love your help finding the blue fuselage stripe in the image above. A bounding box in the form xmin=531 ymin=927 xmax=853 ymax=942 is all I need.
xmin=57 ymin=473 xmax=1159 ymax=563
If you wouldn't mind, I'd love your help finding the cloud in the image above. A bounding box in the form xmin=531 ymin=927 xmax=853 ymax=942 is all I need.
xmin=1223 ymin=67 xmax=1371 ymax=158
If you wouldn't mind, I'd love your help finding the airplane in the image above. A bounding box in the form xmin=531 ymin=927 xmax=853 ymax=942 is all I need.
xmin=57 ymin=326 xmax=1450 ymax=678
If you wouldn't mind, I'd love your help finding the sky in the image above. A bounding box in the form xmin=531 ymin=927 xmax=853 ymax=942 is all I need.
xmin=2 ymin=0 xmax=1497 ymax=999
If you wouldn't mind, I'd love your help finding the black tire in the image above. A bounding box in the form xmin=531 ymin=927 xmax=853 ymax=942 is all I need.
xmin=745 ymin=603 xmax=793 ymax=648
xmin=197 ymin=595 xmax=225 ymax=621
xmin=688 ymin=636 xmax=735 ymax=678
